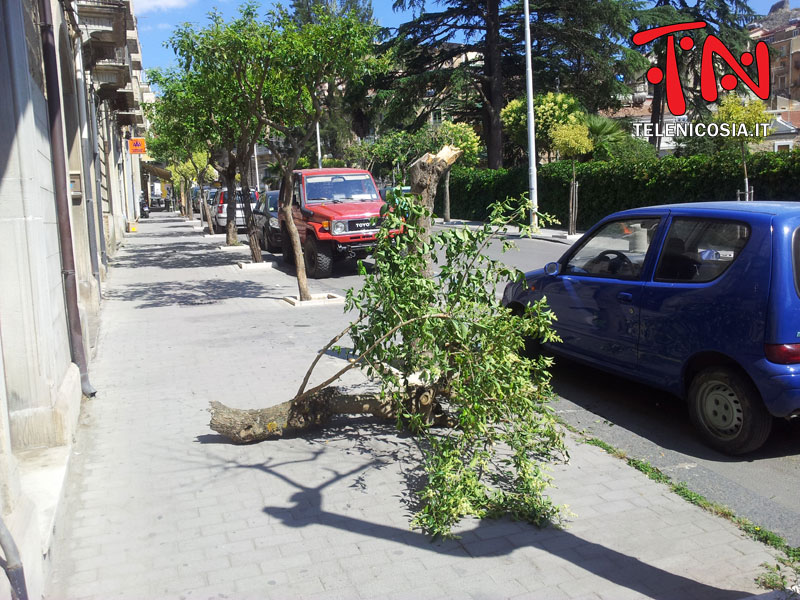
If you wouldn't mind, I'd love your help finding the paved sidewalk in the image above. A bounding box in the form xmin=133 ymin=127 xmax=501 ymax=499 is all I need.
xmin=45 ymin=214 xmax=784 ymax=600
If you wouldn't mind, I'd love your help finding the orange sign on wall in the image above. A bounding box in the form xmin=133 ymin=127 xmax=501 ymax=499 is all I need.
xmin=128 ymin=138 xmax=146 ymax=154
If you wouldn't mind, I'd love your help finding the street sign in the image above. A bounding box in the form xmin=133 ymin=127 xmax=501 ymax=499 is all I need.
xmin=128 ymin=138 xmax=146 ymax=154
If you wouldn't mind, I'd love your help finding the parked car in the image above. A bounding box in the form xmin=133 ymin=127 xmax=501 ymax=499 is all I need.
xmin=278 ymin=168 xmax=386 ymax=278
xmin=212 ymin=188 xmax=257 ymax=234
xmin=503 ymin=201 xmax=800 ymax=455
xmin=253 ymin=190 xmax=281 ymax=252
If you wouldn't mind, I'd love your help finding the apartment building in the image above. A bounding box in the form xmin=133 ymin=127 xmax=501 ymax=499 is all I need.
xmin=0 ymin=1 xmax=148 ymax=597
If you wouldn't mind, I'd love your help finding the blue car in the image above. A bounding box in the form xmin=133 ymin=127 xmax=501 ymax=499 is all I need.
xmin=503 ymin=201 xmax=800 ymax=455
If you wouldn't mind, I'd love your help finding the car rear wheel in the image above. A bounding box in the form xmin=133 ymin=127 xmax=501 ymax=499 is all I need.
xmin=304 ymin=237 xmax=333 ymax=278
xmin=688 ymin=367 xmax=772 ymax=455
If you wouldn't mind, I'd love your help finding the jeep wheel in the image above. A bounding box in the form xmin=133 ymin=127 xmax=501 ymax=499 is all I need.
xmin=281 ymin=229 xmax=295 ymax=264
xmin=688 ymin=367 xmax=772 ymax=455
xmin=304 ymin=237 xmax=333 ymax=278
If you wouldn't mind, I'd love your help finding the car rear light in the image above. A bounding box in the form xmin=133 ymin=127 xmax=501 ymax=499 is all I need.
xmin=217 ymin=202 xmax=224 ymax=214
xmin=764 ymin=343 xmax=800 ymax=364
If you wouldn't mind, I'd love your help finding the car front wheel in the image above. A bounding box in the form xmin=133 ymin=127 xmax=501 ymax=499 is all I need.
xmin=304 ymin=237 xmax=333 ymax=278
xmin=688 ymin=367 xmax=772 ymax=455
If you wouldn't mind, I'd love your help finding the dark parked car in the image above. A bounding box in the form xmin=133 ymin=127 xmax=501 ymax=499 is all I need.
xmin=253 ymin=190 xmax=281 ymax=253
xmin=503 ymin=201 xmax=800 ymax=455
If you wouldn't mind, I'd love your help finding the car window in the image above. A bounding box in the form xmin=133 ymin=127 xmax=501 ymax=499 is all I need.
xmin=654 ymin=218 xmax=750 ymax=283
xmin=293 ymin=179 xmax=302 ymax=206
xmin=267 ymin=192 xmax=279 ymax=212
xmin=564 ymin=218 xmax=660 ymax=279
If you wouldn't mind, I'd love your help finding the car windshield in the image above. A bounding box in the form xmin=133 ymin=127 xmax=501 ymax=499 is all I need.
xmin=305 ymin=174 xmax=379 ymax=203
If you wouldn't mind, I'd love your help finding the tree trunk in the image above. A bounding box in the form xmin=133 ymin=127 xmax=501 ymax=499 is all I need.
xmin=741 ymin=140 xmax=751 ymax=201
xmin=484 ymin=0 xmax=504 ymax=169
xmin=202 ymin=196 xmax=215 ymax=235
xmin=409 ymin=146 xmax=463 ymax=277
xmin=238 ymin=164 xmax=263 ymax=263
xmin=209 ymin=385 xmax=449 ymax=443
xmin=649 ymin=51 xmax=666 ymax=151
xmin=279 ymin=170 xmax=312 ymax=301
xmin=443 ymin=168 xmax=452 ymax=222
xmin=569 ymin=160 xmax=577 ymax=236
xmin=223 ymin=158 xmax=238 ymax=245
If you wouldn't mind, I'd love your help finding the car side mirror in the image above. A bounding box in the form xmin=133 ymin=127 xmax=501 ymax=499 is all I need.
xmin=544 ymin=262 xmax=561 ymax=276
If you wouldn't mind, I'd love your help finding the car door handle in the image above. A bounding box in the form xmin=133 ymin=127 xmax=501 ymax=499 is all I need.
xmin=617 ymin=292 xmax=633 ymax=304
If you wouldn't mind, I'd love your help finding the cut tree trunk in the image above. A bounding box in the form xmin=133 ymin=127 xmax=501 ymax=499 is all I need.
xmin=209 ymin=385 xmax=451 ymax=444
xmin=409 ymin=145 xmax=463 ymax=277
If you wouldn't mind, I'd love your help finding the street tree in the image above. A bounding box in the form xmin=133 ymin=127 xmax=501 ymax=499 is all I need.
xmin=237 ymin=6 xmax=380 ymax=301
xmin=145 ymin=72 xmax=218 ymax=234
xmin=551 ymin=122 xmax=593 ymax=235
xmin=165 ymin=7 xmax=266 ymax=260
xmin=712 ymin=95 xmax=771 ymax=200
xmin=209 ymin=192 xmax=566 ymax=537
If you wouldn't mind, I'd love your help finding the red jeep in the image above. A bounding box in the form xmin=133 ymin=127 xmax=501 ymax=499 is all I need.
xmin=279 ymin=168 xmax=386 ymax=278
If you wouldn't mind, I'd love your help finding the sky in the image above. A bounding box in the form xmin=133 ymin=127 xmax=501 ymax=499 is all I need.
xmin=131 ymin=0 xmax=789 ymax=75
xmin=132 ymin=0 xmax=414 ymax=74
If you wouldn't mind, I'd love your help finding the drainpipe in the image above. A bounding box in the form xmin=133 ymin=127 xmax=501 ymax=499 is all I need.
xmin=0 ymin=515 xmax=28 ymax=600
xmin=89 ymin=88 xmax=108 ymax=269
xmin=74 ymin=42 xmax=102 ymax=295
xmin=38 ymin=0 xmax=96 ymax=396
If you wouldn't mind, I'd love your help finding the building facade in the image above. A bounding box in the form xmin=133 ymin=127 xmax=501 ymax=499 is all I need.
xmin=0 ymin=0 xmax=147 ymax=597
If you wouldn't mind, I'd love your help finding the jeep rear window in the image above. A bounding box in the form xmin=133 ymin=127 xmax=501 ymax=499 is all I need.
xmin=305 ymin=174 xmax=379 ymax=203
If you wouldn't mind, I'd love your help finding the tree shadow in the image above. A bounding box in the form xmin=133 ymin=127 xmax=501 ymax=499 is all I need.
xmin=104 ymin=279 xmax=286 ymax=308
xmin=218 ymin=440 xmax=755 ymax=600
xmin=109 ymin=241 xmax=275 ymax=270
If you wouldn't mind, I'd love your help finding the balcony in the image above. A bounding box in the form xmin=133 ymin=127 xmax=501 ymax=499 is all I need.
xmin=116 ymin=109 xmax=143 ymax=126
xmin=130 ymin=53 xmax=142 ymax=71
xmin=90 ymin=46 xmax=130 ymax=92
xmin=126 ymin=29 xmax=139 ymax=55
xmin=77 ymin=0 xmax=126 ymax=46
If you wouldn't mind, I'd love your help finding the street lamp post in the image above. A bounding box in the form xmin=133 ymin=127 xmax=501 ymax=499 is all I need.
xmin=523 ymin=0 xmax=538 ymax=229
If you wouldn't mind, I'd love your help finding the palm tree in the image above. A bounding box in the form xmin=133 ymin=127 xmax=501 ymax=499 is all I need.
xmin=583 ymin=114 xmax=627 ymax=161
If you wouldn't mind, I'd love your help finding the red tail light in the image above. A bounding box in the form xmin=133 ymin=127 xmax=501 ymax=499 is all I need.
xmin=217 ymin=198 xmax=224 ymax=214
xmin=764 ymin=343 xmax=800 ymax=364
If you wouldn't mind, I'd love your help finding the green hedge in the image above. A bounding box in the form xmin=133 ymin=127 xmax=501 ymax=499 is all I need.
xmin=439 ymin=149 xmax=800 ymax=230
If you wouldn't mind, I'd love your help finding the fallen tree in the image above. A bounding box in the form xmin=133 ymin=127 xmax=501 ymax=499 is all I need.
xmin=209 ymin=158 xmax=565 ymax=536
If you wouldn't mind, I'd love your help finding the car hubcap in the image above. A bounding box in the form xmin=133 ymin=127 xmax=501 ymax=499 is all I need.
xmin=699 ymin=381 xmax=744 ymax=439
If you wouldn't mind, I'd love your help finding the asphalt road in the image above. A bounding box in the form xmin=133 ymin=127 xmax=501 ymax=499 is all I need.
xmin=252 ymin=224 xmax=800 ymax=548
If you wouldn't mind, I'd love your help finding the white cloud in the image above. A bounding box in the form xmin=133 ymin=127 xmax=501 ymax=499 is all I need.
xmin=132 ymin=0 xmax=195 ymax=15
xmin=157 ymin=23 xmax=173 ymax=30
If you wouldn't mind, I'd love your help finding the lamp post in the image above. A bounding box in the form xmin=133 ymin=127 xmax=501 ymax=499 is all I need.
xmin=523 ymin=0 xmax=538 ymax=229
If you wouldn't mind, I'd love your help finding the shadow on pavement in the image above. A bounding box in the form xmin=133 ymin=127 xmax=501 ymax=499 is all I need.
xmin=109 ymin=241 xmax=275 ymax=270
xmin=216 ymin=437 xmax=752 ymax=600
xmin=105 ymin=279 xmax=286 ymax=308
xmin=550 ymin=358 xmax=800 ymax=461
